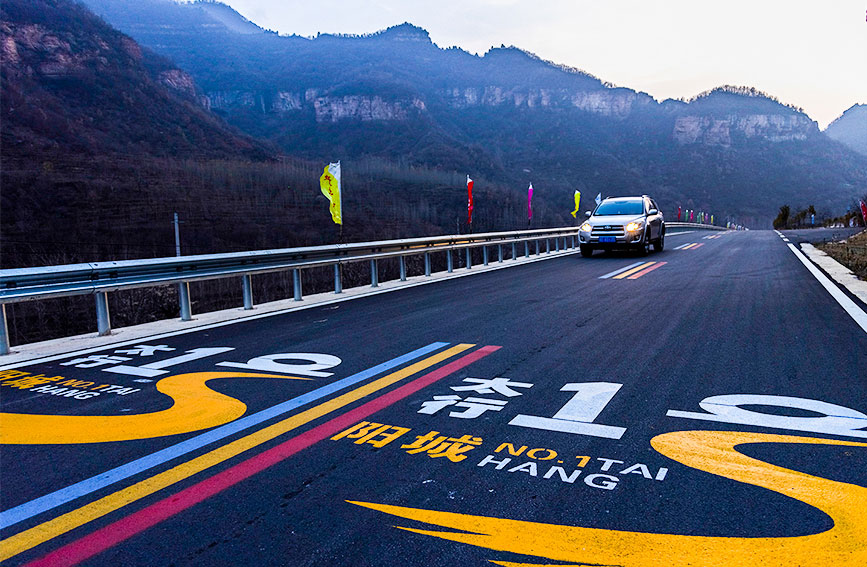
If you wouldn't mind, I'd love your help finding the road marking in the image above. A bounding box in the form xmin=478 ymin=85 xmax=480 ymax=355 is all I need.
xmin=673 ymin=243 xmax=693 ymax=250
xmin=349 ymin=431 xmax=867 ymax=566
xmin=20 ymin=345 xmax=501 ymax=567
xmin=612 ymin=262 xmax=655 ymax=279
xmin=0 ymin=343 xmax=478 ymax=562
xmin=627 ymin=262 xmax=667 ymax=279
xmin=0 ymin=371 xmax=310 ymax=445
xmin=598 ymin=262 xmax=645 ymax=279
xmin=0 ymin=342 xmax=448 ymax=531
xmin=787 ymin=243 xmax=867 ymax=334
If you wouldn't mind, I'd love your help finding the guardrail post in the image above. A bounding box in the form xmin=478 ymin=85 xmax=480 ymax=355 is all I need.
xmin=293 ymin=269 xmax=302 ymax=301
xmin=371 ymin=259 xmax=379 ymax=287
xmin=447 ymin=250 xmax=453 ymax=273
xmin=498 ymin=245 xmax=503 ymax=262
xmin=95 ymin=292 xmax=111 ymax=336
xmin=334 ymin=264 xmax=342 ymax=293
xmin=546 ymin=239 xmax=551 ymax=254
xmin=571 ymin=235 xmax=576 ymax=249
xmin=425 ymin=252 xmax=431 ymax=276
xmin=483 ymin=246 xmax=489 ymax=266
xmin=399 ymin=256 xmax=407 ymax=281
xmin=178 ymin=282 xmax=192 ymax=321
xmin=512 ymin=242 xmax=518 ymax=260
xmin=555 ymin=238 xmax=560 ymax=252
xmin=466 ymin=248 xmax=472 ymax=270
xmin=242 ymin=275 xmax=254 ymax=310
xmin=0 ymin=305 xmax=9 ymax=355
xmin=535 ymin=240 xmax=540 ymax=255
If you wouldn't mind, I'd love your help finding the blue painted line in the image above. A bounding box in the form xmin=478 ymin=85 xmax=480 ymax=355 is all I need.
xmin=0 ymin=341 xmax=449 ymax=530
xmin=598 ymin=262 xmax=645 ymax=279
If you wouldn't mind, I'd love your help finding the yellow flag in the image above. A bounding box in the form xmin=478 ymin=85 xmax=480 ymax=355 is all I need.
xmin=319 ymin=162 xmax=342 ymax=225
xmin=570 ymin=190 xmax=581 ymax=218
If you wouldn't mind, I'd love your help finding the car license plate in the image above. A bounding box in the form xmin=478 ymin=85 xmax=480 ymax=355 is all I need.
xmin=599 ymin=236 xmax=616 ymax=243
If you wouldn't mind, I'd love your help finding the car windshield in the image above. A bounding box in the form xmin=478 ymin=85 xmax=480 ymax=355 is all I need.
xmin=594 ymin=200 xmax=644 ymax=216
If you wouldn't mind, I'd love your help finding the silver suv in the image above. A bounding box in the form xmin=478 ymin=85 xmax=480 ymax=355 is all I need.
xmin=578 ymin=195 xmax=665 ymax=257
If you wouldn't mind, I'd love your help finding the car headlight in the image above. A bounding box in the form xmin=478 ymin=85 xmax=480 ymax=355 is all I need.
xmin=580 ymin=222 xmax=592 ymax=232
xmin=626 ymin=221 xmax=644 ymax=232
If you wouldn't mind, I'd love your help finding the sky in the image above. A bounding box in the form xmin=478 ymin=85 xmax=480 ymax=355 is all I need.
xmin=219 ymin=0 xmax=865 ymax=128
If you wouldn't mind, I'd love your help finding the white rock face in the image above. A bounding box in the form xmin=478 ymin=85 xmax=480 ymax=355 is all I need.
xmin=442 ymin=87 xmax=649 ymax=118
xmin=205 ymin=90 xmax=425 ymax=122
xmin=673 ymin=114 xmax=817 ymax=146
xmin=313 ymin=95 xmax=425 ymax=123
xmin=273 ymin=91 xmax=302 ymax=111
xmin=158 ymin=69 xmax=197 ymax=99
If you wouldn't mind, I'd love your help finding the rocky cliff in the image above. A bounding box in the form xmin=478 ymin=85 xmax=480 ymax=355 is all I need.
xmin=674 ymin=114 xmax=818 ymax=146
xmin=0 ymin=0 xmax=269 ymax=158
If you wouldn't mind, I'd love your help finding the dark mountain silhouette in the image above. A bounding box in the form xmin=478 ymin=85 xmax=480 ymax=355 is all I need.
xmin=825 ymin=104 xmax=867 ymax=156
xmin=0 ymin=0 xmax=270 ymax=159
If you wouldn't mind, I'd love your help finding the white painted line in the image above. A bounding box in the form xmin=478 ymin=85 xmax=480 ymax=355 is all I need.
xmin=0 ymin=247 xmax=580 ymax=369
xmin=787 ymin=243 xmax=867 ymax=335
xmin=801 ymin=244 xmax=867 ymax=305
xmin=782 ymin=238 xmax=790 ymax=242
xmin=673 ymin=243 xmax=692 ymax=250
xmin=599 ymin=262 xmax=645 ymax=279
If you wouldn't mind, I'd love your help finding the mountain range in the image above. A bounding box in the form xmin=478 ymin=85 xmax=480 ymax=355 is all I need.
xmin=3 ymin=0 xmax=866 ymax=237
xmin=76 ymin=0 xmax=867 ymax=226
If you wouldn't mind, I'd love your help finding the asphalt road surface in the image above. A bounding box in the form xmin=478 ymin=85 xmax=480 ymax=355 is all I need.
xmin=2 ymin=229 xmax=866 ymax=566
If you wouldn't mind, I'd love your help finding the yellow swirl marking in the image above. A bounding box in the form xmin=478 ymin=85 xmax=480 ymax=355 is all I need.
xmin=0 ymin=372 xmax=307 ymax=444
xmin=350 ymin=430 xmax=867 ymax=566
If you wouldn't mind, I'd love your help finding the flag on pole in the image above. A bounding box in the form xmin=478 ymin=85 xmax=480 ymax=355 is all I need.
xmin=677 ymin=206 xmax=682 ymax=221
xmin=467 ymin=175 xmax=474 ymax=225
xmin=527 ymin=183 xmax=534 ymax=221
xmin=861 ymin=201 xmax=867 ymax=224
xmin=570 ymin=190 xmax=581 ymax=218
xmin=595 ymin=192 xmax=602 ymax=206
xmin=319 ymin=162 xmax=342 ymax=225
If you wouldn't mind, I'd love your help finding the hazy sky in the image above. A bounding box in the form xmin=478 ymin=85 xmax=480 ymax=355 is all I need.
xmin=220 ymin=0 xmax=865 ymax=128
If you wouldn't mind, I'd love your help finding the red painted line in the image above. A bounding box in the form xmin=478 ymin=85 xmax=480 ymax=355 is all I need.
xmin=627 ymin=261 xmax=668 ymax=279
xmin=25 ymin=345 xmax=500 ymax=567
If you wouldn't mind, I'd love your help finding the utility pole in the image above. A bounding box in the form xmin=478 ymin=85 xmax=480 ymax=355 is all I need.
xmin=173 ymin=212 xmax=181 ymax=257
xmin=174 ymin=212 xmax=192 ymax=321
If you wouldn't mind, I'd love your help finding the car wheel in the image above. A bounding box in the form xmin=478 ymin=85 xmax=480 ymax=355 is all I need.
xmin=639 ymin=232 xmax=651 ymax=256
xmin=653 ymin=233 xmax=665 ymax=252
xmin=580 ymin=244 xmax=593 ymax=258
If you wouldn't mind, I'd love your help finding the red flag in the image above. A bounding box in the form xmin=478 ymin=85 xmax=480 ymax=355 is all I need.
xmin=467 ymin=175 xmax=474 ymax=225
xmin=677 ymin=206 xmax=681 ymax=221
xmin=861 ymin=200 xmax=867 ymax=224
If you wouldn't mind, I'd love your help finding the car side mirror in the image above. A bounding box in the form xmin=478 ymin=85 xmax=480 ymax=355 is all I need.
xmin=648 ymin=208 xmax=658 ymax=216
xmin=585 ymin=211 xmax=592 ymax=218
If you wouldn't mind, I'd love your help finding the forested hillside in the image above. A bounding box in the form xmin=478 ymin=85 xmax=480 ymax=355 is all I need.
xmin=80 ymin=0 xmax=867 ymax=226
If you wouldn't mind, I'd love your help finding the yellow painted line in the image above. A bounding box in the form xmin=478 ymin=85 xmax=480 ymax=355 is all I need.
xmin=612 ymin=262 xmax=655 ymax=279
xmin=0 ymin=344 xmax=474 ymax=562
xmin=0 ymin=372 xmax=308 ymax=444
xmin=351 ymin=431 xmax=867 ymax=566
xmin=681 ymin=243 xmax=697 ymax=250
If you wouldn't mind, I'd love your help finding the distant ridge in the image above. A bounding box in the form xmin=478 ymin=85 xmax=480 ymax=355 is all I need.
xmin=825 ymin=104 xmax=867 ymax=156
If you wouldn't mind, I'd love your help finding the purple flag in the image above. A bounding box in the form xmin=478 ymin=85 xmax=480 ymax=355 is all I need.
xmin=527 ymin=183 xmax=534 ymax=220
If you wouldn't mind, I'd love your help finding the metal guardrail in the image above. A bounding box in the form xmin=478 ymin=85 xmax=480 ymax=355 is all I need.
xmin=0 ymin=227 xmax=583 ymax=354
xmin=0 ymin=223 xmax=729 ymax=354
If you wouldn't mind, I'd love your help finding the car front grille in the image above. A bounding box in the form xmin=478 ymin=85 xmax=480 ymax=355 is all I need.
xmin=592 ymin=225 xmax=625 ymax=236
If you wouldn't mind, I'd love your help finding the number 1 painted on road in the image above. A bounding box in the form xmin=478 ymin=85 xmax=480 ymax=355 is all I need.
xmin=509 ymin=382 xmax=626 ymax=439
